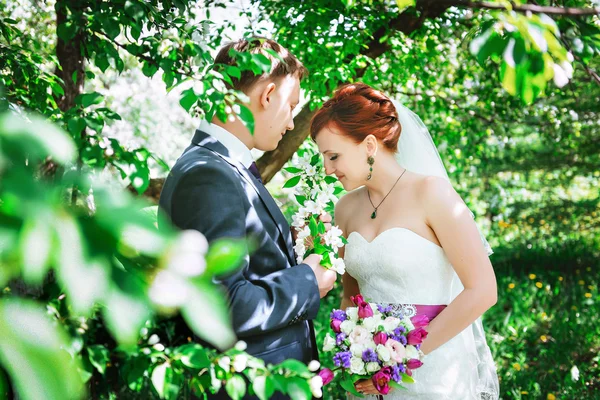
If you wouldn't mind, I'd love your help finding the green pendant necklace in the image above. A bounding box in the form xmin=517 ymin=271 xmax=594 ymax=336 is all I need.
xmin=367 ymin=169 xmax=407 ymax=219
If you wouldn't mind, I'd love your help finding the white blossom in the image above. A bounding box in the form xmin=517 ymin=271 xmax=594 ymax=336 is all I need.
xmin=340 ymin=320 xmax=357 ymax=335
xmin=346 ymin=307 xmax=359 ymax=321
xmin=350 ymin=357 xmax=366 ymax=375
xmin=309 ymin=375 xmax=324 ymax=398
xmin=232 ymin=354 xmax=248 ymax=372
xmin=366 ymin=362 xmax=380 ymax=373
xmin=376 ymin=344 xmax=391 ymax=362
xmin=323 ymin=334 xmax=336 ymax=352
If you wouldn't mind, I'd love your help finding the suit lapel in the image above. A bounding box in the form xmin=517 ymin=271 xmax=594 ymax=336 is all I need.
xmin=191 ymin=130 xmax=296 ymax=265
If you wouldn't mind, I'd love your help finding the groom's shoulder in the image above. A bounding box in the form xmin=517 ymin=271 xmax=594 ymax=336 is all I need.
xmin=170 ymin=145 xmax=240 ymax=183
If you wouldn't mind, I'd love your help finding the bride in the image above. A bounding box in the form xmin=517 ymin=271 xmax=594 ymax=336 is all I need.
xmin=310 ymin=83 xmax=500 ymax=399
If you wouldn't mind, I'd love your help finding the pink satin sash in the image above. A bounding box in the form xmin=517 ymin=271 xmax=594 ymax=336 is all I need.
xmin=413 ymin=304 xmax=447 ymax=320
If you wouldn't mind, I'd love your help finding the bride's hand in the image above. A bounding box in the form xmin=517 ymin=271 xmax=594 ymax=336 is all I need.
xmin=354 ymin=379 xmax=390 ymax=396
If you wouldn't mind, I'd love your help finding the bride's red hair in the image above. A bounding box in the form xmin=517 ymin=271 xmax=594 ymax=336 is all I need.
xmin=310 ymin=83 xmax=402 ymax=151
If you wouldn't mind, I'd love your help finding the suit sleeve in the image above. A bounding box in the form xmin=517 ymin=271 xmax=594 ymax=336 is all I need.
xmin=170 ymin=164 xmax=321 ymax=338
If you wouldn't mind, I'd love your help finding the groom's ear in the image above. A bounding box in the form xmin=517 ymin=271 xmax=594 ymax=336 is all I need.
xmin=259 ymin=82 xmax=277 ymax=110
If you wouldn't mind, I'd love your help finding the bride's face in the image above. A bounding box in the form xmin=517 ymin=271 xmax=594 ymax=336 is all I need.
xmin=315 ymin=125 xmax=374 ymax=191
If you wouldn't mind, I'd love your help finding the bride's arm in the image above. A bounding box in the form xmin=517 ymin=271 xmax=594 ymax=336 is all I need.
xmin=334 ymin=195 xmax=360 ymax=310
xmin=419 ymin=176 xmax=497 ymax=355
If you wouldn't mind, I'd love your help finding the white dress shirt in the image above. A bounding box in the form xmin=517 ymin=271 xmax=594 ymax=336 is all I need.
xmin=198 ymin=120 xmax=253 ymax=168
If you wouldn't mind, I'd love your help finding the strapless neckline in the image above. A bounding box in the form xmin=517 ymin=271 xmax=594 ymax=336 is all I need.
xmin=347 ymin=227 xmax=443 ymax=250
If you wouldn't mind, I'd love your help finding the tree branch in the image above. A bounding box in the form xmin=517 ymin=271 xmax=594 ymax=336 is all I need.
xmin=442 ymin=0 xmax=600 ymax=16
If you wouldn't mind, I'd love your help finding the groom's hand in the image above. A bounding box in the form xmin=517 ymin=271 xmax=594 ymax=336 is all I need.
xmin=304 ymin=254 xmax=336 ymax=298
xmin=319 ymin=213 xmax=333 ymax=232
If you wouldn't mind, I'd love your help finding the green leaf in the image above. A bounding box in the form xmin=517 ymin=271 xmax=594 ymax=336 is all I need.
xmin=276 ymin=359 xmax=311 ymax=375
xmin=284 ymin=175 xmax=302 ymax=188
xmin=95 ymin=53 xmax=110 ymax=73
xmin=77 ymin=92 xmax=104 ymax=108
xmin=151 ymin=363 xmax=169 ymax=399
xmin=176 ymin=344 xmax=210 ymax=369
xmin=286 ymin=377 xmax=311 ymax=400
xmin=340 ymin=375 xmax=363 ymax=397
xmin=324 ymin=176 xmax=337 ymax=184
xmin=67 ymin=117 xmax=86 ymax=136
xmin=226 ymin=66 xmax=241 ymax=80
xmin=402 ymin=373 xmax=415 ymax=383
xmin=237 ymin=104 xmax=255 ymax=135
xmin=0 ymin=299 xmax=84 ymax=400
xmin=396 ymin=0 xmax=415 ymax=9
xmin=205 ymin=238 xmax=246 ymax=276
xmin=181 ymin=280 xmax=236 ymax=351
xmin=87 ymin=345 xmax=110 ymax=374
xmin=20 ymin=217 xmax=53 ymax=285
xmin=252 ymin=375 xmax=275 ymax=400
xmin=308 ymin=216 xmax=318 ymax=237
xmin=180 ymin=88 xmax=198 ymax=112
xmin=284 ymin=167 xmax=303 ymax=173
xmin=225 ymin=375 xmax=247 ymax=400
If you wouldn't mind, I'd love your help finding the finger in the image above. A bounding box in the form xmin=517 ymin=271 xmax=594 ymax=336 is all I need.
xmin=319 ymin=213 xmax=332 ymax=223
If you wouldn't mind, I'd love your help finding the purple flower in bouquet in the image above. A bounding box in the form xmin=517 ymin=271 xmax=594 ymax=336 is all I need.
xmin=318 ymin=368 xmax=334 ymax=385
xmin=331 ymin=319 xmax=342 ymax=333
xmin=373 ymin=332 xmax=388 ymax=345
xmin=391 ymin=334 xmax=407 ymax=345
xmin=372 ymin=366 xmax=392 ymax=395
xmin=358 ymin=302 xmax=374 ymax=318
xmin=377 ymin=304 xmax=393 ymax=313
xmin=407 ymin=327 xmax=428 ymax=345
xmin=410 ymin=314 xmax=430 ymax=328
xmin=391 ymin=365 xmax=403 ymax=383
xmin=406 ymin=358 xmax=423 ymax=369
xmin=394 ymin=326 xmax=406 ymax=335
xmin=362 ymin=348 xmax=379 ymax=363
xmin=336 ymin=332 xmax=347 ymax=346
xmin=333 ymin=351 xmax=352 ymax=368
xmin=330 ymin=309 xmax=348 ymax=321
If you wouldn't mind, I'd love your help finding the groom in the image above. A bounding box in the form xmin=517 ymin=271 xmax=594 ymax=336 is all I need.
xmin=159 ymin=37 xmax=336 ymax=388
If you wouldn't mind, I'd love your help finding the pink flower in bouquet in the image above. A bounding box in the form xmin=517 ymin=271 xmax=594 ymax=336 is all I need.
xmin=318 ymin=368 xmax=334 ymax=385
xmin=407 ymin=327 xmax=428 ymax=345
xmin=410 ymin=314 xmax=430 ymax=328
xmin=358 ymin=302 xmax=374 ymax=318
xmin=372 ymin=366 xmax=392 ymax=395
xmin=384 ymin=339 xmax=406 ymax=363
xmin=406 ymin=358 xmax=423 ymax=369
xmin=350 ymin=294 xmax=365 ymax=306
xmin=349 ymin=326 xmax=370 ymax=345
xmin=331 ymin=319 xmax=342 ymax=333
xmin=373 ymin=332 xmax=388 ymax=345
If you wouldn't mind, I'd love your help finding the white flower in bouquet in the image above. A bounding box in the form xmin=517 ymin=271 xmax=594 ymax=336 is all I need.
xmin=366 ymin=362 xmax=380 ymax=373
xmin=305 ymin=164 xmax=318 ymax=177
xmin=364 ymin=338 xmax=377 ymax=350
xmin=383 ymin=316 xmax=401 ymax=331
xmin=405 ymin=345 xmax=419 ymax=360
xmin=376 ymin=344 xmax=392 ymax=362
xmin=340 ymin=320 xmax=357 ymax=335
xmin=309 ymin=375 xmax=324 ymax=398
xmin=346 ymin=307 xmax=359 ymax=321
xmin=362 ymin=315 xmax=383 ymax=333
xmin=324 ymin=226 xmax=344 ymax=249
xmin=350 ymin=343 xmax=366 ymax=358
xmin=349 ymin=326 xmax=370 ymax=345
xmin=350 ymin=357 xmax=367 ymax=375
xmin=323 ymin=334 xmax=336 ymax=352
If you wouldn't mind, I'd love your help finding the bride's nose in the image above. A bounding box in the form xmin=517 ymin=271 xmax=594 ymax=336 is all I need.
xmin=324 ymin=161 xmax=335 ymax=176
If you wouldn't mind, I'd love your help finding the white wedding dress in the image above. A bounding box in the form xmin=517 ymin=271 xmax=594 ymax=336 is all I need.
xmin=344 ymin=227 xmax=499 ymax=400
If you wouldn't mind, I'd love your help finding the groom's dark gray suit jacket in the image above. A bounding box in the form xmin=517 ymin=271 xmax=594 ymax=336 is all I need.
xmin=159 ymin=129 xmax=321 ymax=367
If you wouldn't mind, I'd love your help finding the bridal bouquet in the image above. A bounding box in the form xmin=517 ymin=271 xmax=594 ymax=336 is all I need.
xmin=322 ymin=294 xmax=429 ymax=396
xmin=283 ymin=151 xmax=346 ymax=274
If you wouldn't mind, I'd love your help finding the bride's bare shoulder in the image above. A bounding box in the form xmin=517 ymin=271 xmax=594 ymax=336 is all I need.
xmin=334 ymin=187 xmax=365 ymax=223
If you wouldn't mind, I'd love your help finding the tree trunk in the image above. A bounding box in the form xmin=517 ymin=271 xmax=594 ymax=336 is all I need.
xmin=55 ymin=1 xmax=85 ymax=112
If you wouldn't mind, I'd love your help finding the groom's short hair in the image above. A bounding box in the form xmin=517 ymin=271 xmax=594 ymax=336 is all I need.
xmin=214 ymin=37 xmax=308 ymax=93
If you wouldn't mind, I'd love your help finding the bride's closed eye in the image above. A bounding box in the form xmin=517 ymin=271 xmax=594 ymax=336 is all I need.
xmin=329 ymin=154 xmax=339 ymax=161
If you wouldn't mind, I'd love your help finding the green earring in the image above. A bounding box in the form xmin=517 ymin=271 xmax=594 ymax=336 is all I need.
xmin=367 ymin=156 xmax=375 ymax=180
